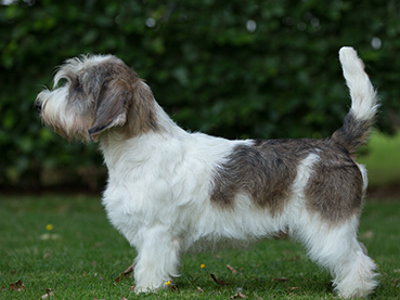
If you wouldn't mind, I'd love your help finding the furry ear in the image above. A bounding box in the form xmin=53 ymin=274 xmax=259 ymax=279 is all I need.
xmin=88 ymin=79 xmax=132 ymax=142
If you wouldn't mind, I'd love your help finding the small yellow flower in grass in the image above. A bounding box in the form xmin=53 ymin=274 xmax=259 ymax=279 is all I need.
xmin=46 ymin=224 xmax=53 ymax=231
xmin=165 ymin=280 xmax=171 ymax=286
xmin=200 ymin=264 xmax=205 ymax=269
xmin=372 ymin=260 xmax=379 ymax=268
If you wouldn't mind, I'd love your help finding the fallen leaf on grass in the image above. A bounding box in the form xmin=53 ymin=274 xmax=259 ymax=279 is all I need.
xmin=115 ymin=264 xmax=135 ymax=283
xmin=41 ymin=288 xmax=55 ymax=299
xmin=289 ymin=286 xmax=299 ymax=295
xmin=227 ymin=264 xmax=238 ymax=274
xmin=197 ymin=286 xmax=204 ymax=293
xmin=210 ymin=273 xmax=225 ymax=285
xmin=169 ymin=285 xmax=178 ymax=292
xmin=230 ymin=292 xmax=247 ymax=299
xmin=128 ymin=286 xmax=135 ymax=291
xmin=9 ymin=280 xmax=27 ymax=291
xmin=272 ymin=277 xmax=289 ymax=282
xmin=121 ymin=297 xmax=128 ymax=300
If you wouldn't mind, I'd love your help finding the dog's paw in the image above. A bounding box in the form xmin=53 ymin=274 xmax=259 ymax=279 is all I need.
xmin=134 ymin=283 xmax=170 ymax=294
xmin=134 ymin=286 xmax=158 ymax=294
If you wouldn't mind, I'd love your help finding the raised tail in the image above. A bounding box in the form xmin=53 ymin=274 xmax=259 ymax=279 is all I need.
xmin=331 ymin=47 xmax=379 ymax=155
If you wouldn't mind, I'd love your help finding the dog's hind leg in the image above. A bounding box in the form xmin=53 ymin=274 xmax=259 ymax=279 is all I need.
xmin=133 ymin=225 xmax=181 ymax=293
xmin=296 ymin=214 xmax=378 ymax=298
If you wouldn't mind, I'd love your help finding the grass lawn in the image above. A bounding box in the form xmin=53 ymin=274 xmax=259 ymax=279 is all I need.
xmin=358 ymin=131 xmax=400 ymax=188
xmin=0 ymin=195 xmax=399 ymax=299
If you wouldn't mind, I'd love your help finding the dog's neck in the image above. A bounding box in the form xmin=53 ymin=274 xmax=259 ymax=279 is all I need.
xmin=98 ymin=102 xmax=187 ymax=173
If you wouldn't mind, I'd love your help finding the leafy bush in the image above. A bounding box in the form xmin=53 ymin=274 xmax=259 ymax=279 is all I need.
xmin=1 ymin=0 xmax=399 ymax=189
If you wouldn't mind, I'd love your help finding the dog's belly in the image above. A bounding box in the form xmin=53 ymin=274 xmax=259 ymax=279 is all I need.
xmin=182 ymin=222 xmax=288 ymax=254
xmin=177 ymin=193 xmax=292 ymax=253
xmin=186 ymin=236 xmax=260 ymax=253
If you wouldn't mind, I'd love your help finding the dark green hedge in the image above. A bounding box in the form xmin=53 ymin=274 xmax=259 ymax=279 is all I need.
xmin=1 ymin=0 xmax=399 ymax=189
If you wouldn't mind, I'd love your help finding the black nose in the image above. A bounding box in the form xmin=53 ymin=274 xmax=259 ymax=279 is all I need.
xmin=36 ymin=101 xmax=42 ymax=113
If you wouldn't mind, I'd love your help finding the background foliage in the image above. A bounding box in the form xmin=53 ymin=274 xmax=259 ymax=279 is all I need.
xmin=1 ymin=0 xmax=399 ymax=190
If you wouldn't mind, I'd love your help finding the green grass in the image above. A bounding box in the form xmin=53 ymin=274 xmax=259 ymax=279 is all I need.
xmin=1 ymin=195 xmax=399 ymax=299
xmin=358 ymin=131 xmax=400 ymax=188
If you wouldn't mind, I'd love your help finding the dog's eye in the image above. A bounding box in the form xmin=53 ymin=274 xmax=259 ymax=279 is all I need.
xmin=54 ymin=78 xmax=68 ymax=89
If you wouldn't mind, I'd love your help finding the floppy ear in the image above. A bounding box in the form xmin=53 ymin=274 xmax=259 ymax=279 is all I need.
xmin=88 ymin=79 xmax=132 ymax=142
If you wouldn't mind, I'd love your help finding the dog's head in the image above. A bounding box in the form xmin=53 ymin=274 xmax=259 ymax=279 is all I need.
xmin=36 ymin=55 xmax=158 ymax=142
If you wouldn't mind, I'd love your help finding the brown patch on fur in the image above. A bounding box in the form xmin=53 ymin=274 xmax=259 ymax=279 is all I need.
xmin=123 ymin=80 xmax=159 ymax=138
xmin=210 ymin=139 xmax=314 ymax=214
xmin=211 ymin=138 xmax=364 ymax=222
xmin=304 ymin=109 xmax=374 ymax=222
xmin=305 ymin=141 xmax=364 ymax=223
xmin=331 ymin=112 xmax=372 ymax=157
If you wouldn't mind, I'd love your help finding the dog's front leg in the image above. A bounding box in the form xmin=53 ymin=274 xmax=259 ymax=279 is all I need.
xmin=133 ymin=225 xmax=181 ymax=293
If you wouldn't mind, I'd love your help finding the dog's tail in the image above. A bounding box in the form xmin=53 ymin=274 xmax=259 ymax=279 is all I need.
xmin=331 ymin=47 xmax=379 ymax=156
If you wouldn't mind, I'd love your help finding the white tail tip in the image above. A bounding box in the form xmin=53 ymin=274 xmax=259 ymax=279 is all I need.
xmin=339 ymin=46 xmax=378 ymax=121
xmin=339 ymin=47 xmax=366 ymax=77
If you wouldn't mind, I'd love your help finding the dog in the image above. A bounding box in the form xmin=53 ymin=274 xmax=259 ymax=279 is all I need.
xmin=36 ymin=47 xmax=379 ymax=298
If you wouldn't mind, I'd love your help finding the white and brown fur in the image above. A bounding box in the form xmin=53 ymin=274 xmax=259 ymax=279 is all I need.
xmin=36 ymin=47 xmax=379 ymax=298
